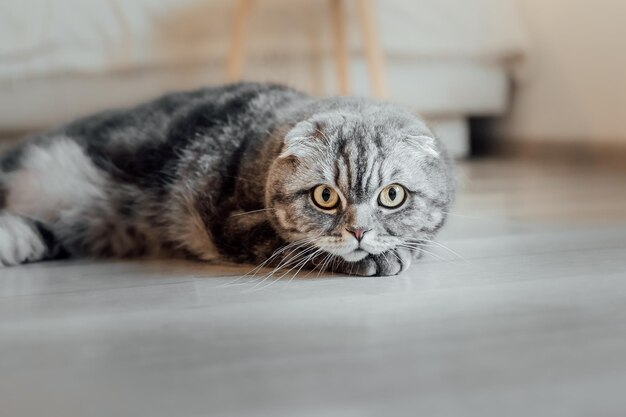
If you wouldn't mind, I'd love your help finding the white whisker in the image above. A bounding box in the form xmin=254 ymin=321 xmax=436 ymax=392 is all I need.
xmin=250 ymin=244 xmax=321 ymax=290
xmin=420 ymin=239 xmax=467 ymax=261
xmin=229 ymin=208 xmax=276 ymax=218
xmin=398 ymin=244 xmax=448 ymax=262
xmin=440 ymin=211 xmax=484 ymax=220
xmin=221 ymin=236 xmax=319 ymax=287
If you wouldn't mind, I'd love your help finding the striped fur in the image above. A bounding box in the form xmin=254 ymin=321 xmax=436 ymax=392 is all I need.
xmin=0 ymin=83 xmax=454 ymax=275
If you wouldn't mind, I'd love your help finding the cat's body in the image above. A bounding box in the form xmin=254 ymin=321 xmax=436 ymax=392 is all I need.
xmin=0 ymin=83 xmax=454 ymax=276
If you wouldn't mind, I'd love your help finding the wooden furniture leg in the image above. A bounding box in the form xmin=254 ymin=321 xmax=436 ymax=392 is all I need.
xmin=355 ymin=0 xmax=389 ymax=98
xmin=226 ymin=0 xmax=254 ymax=82
xmin=330 ymin=0 xmax=350 ymax=95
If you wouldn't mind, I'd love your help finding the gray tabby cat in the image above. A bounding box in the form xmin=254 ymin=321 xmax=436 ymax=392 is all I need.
xmin=0 ymin=83 xmax=454 ymax=276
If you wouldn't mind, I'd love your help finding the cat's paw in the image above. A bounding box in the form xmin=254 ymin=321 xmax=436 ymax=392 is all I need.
xmin=339 ymin=248 xmax=413 ymax=277
xmin=0 ymin=214 xmax=47 ymax=267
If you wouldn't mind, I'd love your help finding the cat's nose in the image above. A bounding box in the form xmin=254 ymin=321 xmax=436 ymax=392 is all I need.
xmin=346 ymin=227 xmax=369 ymax=242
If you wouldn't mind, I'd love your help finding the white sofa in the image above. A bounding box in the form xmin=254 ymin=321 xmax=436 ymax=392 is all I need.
xmin=0 ymin=0 xmax=527 ymax=157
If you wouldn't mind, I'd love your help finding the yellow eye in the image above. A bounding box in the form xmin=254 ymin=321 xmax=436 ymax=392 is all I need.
xmin=378 ymin=184 xmax=406 ymax=208
xmin=311 ymin=185 xmax=340 ymax=210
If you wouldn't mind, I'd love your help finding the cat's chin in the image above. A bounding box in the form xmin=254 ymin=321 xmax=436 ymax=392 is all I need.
xmin=340 ymin=249 xmax=370 ymax=262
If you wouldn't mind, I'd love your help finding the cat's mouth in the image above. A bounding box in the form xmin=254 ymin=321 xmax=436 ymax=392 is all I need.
xmin=339 ymin=248 xmax=370 ymax=262
xmin=315 ymin=237 xmax=384 ymax=262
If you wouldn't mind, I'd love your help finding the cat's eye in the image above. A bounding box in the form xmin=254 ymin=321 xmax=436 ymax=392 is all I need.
xmin=378 ymin=184 xmax=406 ymax=208
xmin=311 ymin=185 xmax=340 ymax=210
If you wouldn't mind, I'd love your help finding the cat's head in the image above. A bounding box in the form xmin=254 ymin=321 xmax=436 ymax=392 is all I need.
xmin=266 ymin=98 xmax=455 ymax=264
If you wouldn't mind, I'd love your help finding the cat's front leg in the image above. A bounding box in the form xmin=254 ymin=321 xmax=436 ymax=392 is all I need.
xmin=333 ymin=247 xmax=414 ymax=277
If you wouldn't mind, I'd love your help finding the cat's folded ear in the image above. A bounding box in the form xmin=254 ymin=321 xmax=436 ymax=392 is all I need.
xmin=279 ymin=119 xmax=332 ymax=159
xmin=279 ymin=121 xmax=315 ymax=158
xmin=404 ymin=133 xmax=440 ymax=159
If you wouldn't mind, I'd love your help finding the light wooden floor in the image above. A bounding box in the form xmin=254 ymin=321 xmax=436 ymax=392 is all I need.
xmin=1 ymin=158 xmax=626 ymax=417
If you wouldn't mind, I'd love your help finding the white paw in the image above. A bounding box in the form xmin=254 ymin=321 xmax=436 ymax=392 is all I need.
xmin=0 ymin=214 xmax=47 ymax=267
xmin=338 ymin=248 xmax=414 ymax=277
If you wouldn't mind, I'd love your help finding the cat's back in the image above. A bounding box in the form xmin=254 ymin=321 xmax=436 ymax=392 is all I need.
xmin=1 ymin=82 xmax=305 ymax=182
xmin=63 ymin=82 xmax=300 ymax=147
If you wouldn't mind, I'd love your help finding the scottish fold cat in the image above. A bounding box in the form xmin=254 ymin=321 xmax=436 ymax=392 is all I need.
xmin=0 ymin=83 xmax=454 ymax=275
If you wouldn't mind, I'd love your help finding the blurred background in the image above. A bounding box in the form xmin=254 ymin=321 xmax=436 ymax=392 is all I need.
xmin=2 ymin=0 xmax=624 ymax=160
xmin=3 ymin=3 xmax=626 ymax=416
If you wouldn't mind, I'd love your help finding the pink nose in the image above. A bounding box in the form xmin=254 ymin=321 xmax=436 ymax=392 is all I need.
xmin=347 ymin=227 xmax=368 ymax=242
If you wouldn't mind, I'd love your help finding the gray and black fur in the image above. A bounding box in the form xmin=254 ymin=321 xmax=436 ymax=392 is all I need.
xmin=0 ymin=83 xmax=455 ymax=276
